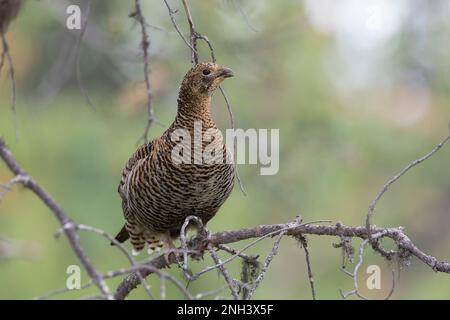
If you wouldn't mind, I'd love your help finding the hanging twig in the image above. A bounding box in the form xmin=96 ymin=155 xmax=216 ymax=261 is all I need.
xmin=132 ymin=0 xmax=160 ymax=144
xmin=1 ymin=33 xmax=18 ymax=139
xmin=246 ymin=229 xmax=286 ymax=299
xmin=208 ymin=243 xmax=239 ymax=300
xmin=75 ymin=0 xmax=94 ymax=109
xmin=298 ymin=235 xmax=316 ymax=300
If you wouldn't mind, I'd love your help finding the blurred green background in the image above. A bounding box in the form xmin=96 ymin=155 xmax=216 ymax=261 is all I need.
xmin=1 ymin=0 xmax=449 ymax=299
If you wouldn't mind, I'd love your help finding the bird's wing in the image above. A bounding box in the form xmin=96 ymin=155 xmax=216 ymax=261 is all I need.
xmin=117 ymin=141 xmax=155 ymax=200
xmin=115 ymin=140 xmax=157 ymax=246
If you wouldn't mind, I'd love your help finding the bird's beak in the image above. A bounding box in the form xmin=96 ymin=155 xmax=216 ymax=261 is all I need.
xmin=218 ymin=67 xmax=234 ymax=78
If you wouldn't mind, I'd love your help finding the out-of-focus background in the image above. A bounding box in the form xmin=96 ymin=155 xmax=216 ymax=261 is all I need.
xmin=0 ymin=0 xmax=449 ymax=299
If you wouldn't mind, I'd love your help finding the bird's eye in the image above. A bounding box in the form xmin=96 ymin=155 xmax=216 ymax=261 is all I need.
xmin=202 ymin=69 xmax=211 ymax=76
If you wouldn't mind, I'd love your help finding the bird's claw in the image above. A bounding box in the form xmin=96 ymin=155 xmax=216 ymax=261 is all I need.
xmin=162 ymin=248 xmax=177 ymax=266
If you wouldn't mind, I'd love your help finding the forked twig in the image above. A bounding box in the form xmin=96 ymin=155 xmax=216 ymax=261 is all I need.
xmin=366 ymin=132 xmax=450 ymax=246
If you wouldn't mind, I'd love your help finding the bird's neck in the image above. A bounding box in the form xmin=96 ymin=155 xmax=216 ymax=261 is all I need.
xmin=175 ymin=92 xmax=215 ymax=129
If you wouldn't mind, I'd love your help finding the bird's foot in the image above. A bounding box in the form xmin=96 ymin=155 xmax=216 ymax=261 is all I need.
xmin=162 ymin=248 xmax=178 ymax=265
xmin=161 ymin=231 xmax=178 ymax=265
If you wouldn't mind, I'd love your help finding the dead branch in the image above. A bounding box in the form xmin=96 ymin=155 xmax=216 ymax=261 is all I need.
xmin=162 ymin=0 xmax=198 ymax=55
xmin=1 ymin=33 xmax=17 ymax=132
xmin=132 ymin=0 xmax=159 ymax=144
xmin=339 ymin=235 xmax=396 ymax=300
xmin=0 ymin=138 xmax=112 ymax=299
xmin=245 ymin=228 xmax=286 ymax=299
xmin=366 ymin=132 xmax=450 ymax=253
xmin=297 ymin=235 xmax=316 ymax=300
xmin=113 ymin=217 xmax=450 ymax=299
xmin=207 ymin=243 xmax=239 ymax=300
xmin=230 ymin=0 xmax=258 ymax=33
xmin=55 ymin=223 xmax=154 ymax=299
xmin=75 ymin=0 xmax=94 ymax=109
xmin=2 ymin=131 xmax=450 ymax=300
xmin=181 ymin=0 xmax=198 ymax=64
xmin=217 ymin=243 xmax=259 ymax=262
xmin=1 ymin=0 xmax=22 ymax=140
xmin=1 ymin=1 xmax=449 ymax=301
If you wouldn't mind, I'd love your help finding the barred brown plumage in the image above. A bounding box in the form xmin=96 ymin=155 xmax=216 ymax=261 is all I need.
xmin=114 ymin=62 xmax=235 ymax=255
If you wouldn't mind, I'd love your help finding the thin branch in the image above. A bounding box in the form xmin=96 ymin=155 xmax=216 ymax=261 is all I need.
xmin=366 ymin=133 xmax=450 ymax=244
xmin=0 ymin=138 xmax=112 ymax=299
xmin=55 ymin=223 xmax=154 ymax=299
xmin=34 ymin=281 xmax=94 ymax=300
xmin=196 ymin=34 xmax=216 ymax=62
xmin=193 ymin=222 xmax=301 ymax=280
xmin=385 ymin=270 xmax=396 ymax=300
xmin=220 ymin=86 xmax=246 ymax=195
xmin=3 ymin=130 xmax=449 ymax=300
xmin=207 ymin=243 xmax=239 ymax=300
xmin=230 ymin=0 xmax=258 ymax=33
xmin=340 ymin=239 xmax=370 ymax=300
xmin=162 ymin=0 xmax=198 ymax=56
xmin=298 ymin=235 xmax=316 ymax=300
xmin=37 ymin=263 xmax=193 ymax=300
xmin=114 ymin=216 xmax=450 ymax=299
xmin=1 ymin=32 xmax=18 ymax=139
xmin=179 ymin=215 xmax=205 ymax=280
xmin=340 ymin=233 xmax=397 ymax=300
xmin=217 ymin=243 xmax=259 ymax=262
xmin=0 ymin=174 xmax=28 ymax=201
xmin=159 ymin=275 xmax=166 ymax=300
xmin=181 ymin=0 xmax=198 ymax=64
xmin=246 ymin=229 xmax=286 ymax=299
xmin=132 ymin=0 xmax=159 ymax=143
xmin=75 ymin=0 xmax=94 ymax=109
xmin=105 ymin=264 xmax=193 ymax=300
xmin=195 ymin=285 xmax=228 ymax=300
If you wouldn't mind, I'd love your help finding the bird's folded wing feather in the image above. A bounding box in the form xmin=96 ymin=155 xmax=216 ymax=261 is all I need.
xmin=117 ymin=141 xmax=155 ymax=200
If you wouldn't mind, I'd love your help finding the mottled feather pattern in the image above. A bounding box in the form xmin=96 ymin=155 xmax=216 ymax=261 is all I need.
xmin=114 ymin=63 xmax=235 ymax=253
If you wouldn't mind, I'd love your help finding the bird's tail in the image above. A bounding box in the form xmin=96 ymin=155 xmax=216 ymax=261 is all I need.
xmin=111 ymin=224 xmax=165 ymax=256
xmin=144 ymin=234 xmax=165 ymax=253
xmin=129 ymin=232 xmax=164 ymax=256
xmin=111 ymin=224 xmax=129 ymax=245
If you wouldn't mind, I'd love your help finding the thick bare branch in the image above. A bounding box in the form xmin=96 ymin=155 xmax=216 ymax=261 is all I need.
xmin=114 ymin=217 xmax=450 ymax=299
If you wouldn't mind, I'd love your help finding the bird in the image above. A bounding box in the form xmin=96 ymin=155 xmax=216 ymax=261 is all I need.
xmin=114 ymin=62 xmax=235 ymax=256
xmin=0 ymin=0 xmax=21 ymax=34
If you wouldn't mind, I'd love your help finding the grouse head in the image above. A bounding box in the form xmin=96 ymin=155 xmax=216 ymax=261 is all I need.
xmin=180 ymin=62 xmax=234 ymax=98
